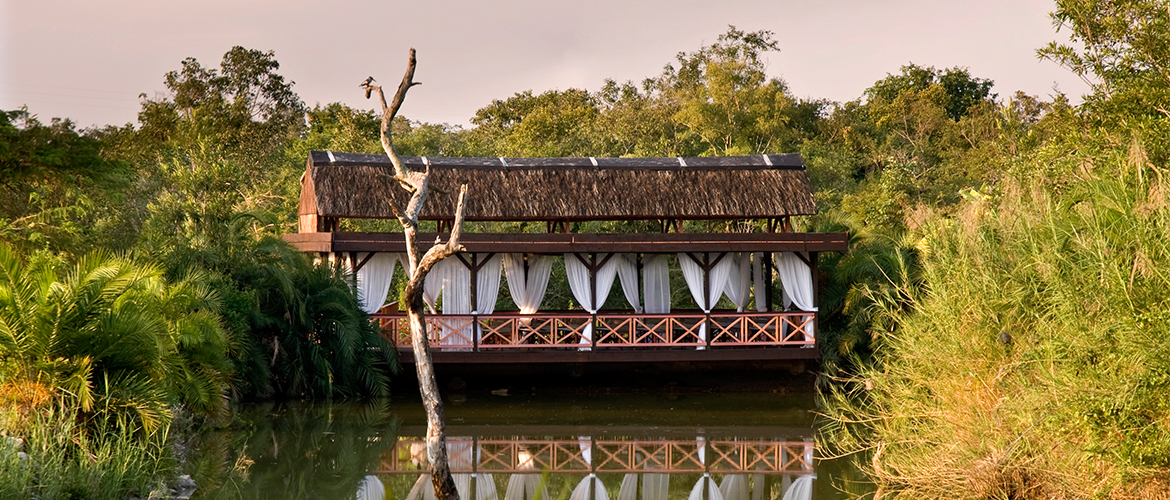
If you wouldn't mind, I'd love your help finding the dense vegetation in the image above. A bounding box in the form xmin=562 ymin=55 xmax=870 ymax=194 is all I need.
xmin=2 ymin=0 xmax=1169 ymax=497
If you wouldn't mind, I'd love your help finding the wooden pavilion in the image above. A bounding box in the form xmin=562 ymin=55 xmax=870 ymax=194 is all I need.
xmin=284 ymin=151 xmax=848 ymax=364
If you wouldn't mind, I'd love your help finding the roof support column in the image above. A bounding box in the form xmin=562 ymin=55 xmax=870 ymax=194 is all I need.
xmin=589 ymin=253 xmax=597 ymax=350
xmin=810 ymin=251 xmax=819 ymax=345
xmin=764 ymin=252 xmax=774 ymax=312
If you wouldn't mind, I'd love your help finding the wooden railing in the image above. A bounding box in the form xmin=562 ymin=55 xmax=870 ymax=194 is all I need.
xmin=377 ymin=437 xmax=814 ymax=475
xmin=373 ymin=311 xmax=815 ymax=350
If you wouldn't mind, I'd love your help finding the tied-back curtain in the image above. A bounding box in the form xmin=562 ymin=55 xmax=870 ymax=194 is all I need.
xmin=643 ymin=255 xmax=671 ymax=314
xmin=571 ymin=436 xmax=608 ymax=500
xmin=616 ymin=254 xmax=642 ymax=313
xmin=678 ymin=253 xmax=735 ymax=347
xmin=564 ymin=254 xmax=619 ymax=348
xmin=752 ymin=252 xmax=768 ymax=313
xmin=774 ymin=253 xmax=815 ymax=311
xmin=678 ymin=253 xmax=735 ymax=311
xmin=775 ymin=252 xmax=816 ymax=341
xmin=357 ymin=475 xmax=384 ymax=500
xmin=475 ymin=254 xmax=503 ymax=315
xmin=781 ymin=476 xmax=813 ymax=500
xmin=356 ymin=253 xmax=398 ymax=314
xmin=687 ymin=475 xmax=724 ymax=500
xmin=506 ymin=474 xmax=549 ymax=500
xmin=504 ymin=254 xmax=554 ymax=314
xmin=570 ymin=476 xmax=609 ymax=500
xmin=413 ymin=254 xmax=444 ymax=314
xmin=722 ymin=253 xmax=752 ymax=312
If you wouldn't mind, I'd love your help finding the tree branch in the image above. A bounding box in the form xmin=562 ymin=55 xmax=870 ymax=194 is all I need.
xmin=361 ymin=48 xmax=422 ymax=181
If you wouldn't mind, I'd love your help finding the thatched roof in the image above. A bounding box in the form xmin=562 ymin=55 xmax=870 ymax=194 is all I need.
xmin=300 ymin=151 xmax=818 ymax=221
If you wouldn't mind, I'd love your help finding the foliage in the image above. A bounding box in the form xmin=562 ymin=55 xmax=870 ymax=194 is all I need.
xmin=821 ymin=133 xmax=1170 ymax=496
xmin=1040 ymin=0 xmax=1170 ymax=119
xmin=0 ymin=108 xmax=131 ymax=254
xmin=0 ymin=243 xmax=231 ymax=428
xmin=0 ymin=401 xmax=176 ymax=500
xmin=654 ymin=27 xmax=804 ymax=156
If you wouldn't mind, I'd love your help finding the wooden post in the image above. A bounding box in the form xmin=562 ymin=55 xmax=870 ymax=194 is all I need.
xmin=636 ymin=253 xmax=643 ymax=313
xmin=810 ymin=251 xmax=819 ymax=343
xmin=590 ymin=253 xmax=598 ymax=350
xmin=764 ymin=252 xmax=774 ymax=312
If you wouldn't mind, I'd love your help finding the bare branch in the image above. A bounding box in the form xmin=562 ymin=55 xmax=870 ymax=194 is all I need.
xmin=414 ymin=184 xmax=469 ymax=279
xmin=361 ymin=48 xmax=421 ymax=180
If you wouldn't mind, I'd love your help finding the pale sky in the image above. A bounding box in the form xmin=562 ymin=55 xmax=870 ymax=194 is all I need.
xmin=1 ymin=0 xmax=1088 ymax=130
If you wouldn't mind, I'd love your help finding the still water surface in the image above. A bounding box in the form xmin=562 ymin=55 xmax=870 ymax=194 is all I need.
xmin=189 ymin=392 xmax=869 ymax=500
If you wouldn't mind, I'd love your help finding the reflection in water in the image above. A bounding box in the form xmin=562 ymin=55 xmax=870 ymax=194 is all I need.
xmin=188 ymin=402 xmax=399 ymax=500
xmin=192 ymin=394 xmax=834 ymax=500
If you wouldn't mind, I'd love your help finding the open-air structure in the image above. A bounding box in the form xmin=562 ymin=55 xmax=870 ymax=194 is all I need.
xmin=284 ymin=151 xmax=848 ymax=364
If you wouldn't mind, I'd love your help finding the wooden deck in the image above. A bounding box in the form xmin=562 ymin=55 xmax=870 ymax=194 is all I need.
xmin=375 ymin=311 xmax=820 ymax=363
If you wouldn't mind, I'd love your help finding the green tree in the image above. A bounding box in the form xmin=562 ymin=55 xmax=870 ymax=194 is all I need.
xmin=470 ymin=89 xmax=600 ymax=156
xmin=1040 ymin=0 xmax=1170 ymax=118
xmin=0 ymin=109 xmax=130 ymax=254
xmin=653 ymin=26 xmax=802 ymax=156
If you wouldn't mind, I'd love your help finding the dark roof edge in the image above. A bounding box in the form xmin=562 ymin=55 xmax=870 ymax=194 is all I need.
xmin=308 ymin=151 xmax=806 ymax=170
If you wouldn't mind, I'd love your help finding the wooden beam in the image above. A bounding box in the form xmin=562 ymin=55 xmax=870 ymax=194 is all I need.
xmin=285 ymin=231 xmax=850 ymax=254
xmin=394 ymin=346 xmax=821 ymax=364
xmin=353 ymin=251 xmax=377 ymax=272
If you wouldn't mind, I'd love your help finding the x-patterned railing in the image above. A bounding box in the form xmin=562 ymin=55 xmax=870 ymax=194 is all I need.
xmin=374 ymin=311 xmax=815 ymax=351
xmin=377 ymin=437 xmax=814 ymax=475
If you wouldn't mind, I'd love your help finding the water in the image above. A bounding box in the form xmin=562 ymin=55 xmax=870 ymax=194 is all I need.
xmin=186 ymin=392 xmax=869 ymax=500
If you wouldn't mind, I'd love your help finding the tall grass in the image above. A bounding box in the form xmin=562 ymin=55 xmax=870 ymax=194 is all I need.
xmin=821 ymin=136 xmax=1170 ymax=498
xmin=0 ymin=399 xmax=175 ymax=499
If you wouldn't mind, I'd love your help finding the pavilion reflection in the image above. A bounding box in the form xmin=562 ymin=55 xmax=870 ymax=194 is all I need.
xmin=378 ymin=426 xmax=815 ymax=500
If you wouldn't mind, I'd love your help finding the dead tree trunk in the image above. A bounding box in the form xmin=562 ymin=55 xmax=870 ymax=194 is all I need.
xmin=363 ymin=48 xmax=462 ymax=500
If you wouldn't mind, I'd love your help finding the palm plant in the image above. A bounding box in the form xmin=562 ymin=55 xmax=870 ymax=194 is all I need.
xmin=0 ymin=243 xmax=230 ymax=432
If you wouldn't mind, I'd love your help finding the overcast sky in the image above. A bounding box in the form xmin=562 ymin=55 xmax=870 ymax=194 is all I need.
xmin=1 ymin=0 xmax=1088 ymax=130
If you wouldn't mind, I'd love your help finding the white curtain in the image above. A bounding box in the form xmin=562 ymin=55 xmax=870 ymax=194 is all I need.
xmin=687 ymin=475 xmax=723 ymax=500
xmin=571 ymin=436 xmax=608 ymax=500
xmin=722 ymin=253 xmax=752 ymax=312
xmin=474 ymin=475 xmax=499 ymax=500
xmin=781 ymin=476 xmax=813 ymax=500
xmin=775 ymin=253 xmax=817 ymax=341
xmin=506 ymin=474 xmax=548 ymax=500
xmin=678 ymin=253 xmax=735 ymax=310
xmin=752 ymin=252 xmax=768 ymax=313
xmin=616 ymin=254 xmax=642 ymax=313
xmin=643 ymin=474 xmax=670 ymax=500
xmin=503 ymin=254 xmax=555 ymax=314
xmin=441 ymin=259 xmax=472 ymax=315
xmin=565 ymin=254 xmax=619 ymax=348
xmin=570 ymin=476 xmax=608 ymax=500
xmin=475 ymin=254 xmax=503 ymax=315
xmin=678 ymin=253 xmax=735 ymax=347
xmin=719 ymin=475 xmax=747 ymax=500
xmin=642 ymin=255 xmax=671 ymax=314
xmin=416 ymin=256 xmax=445 ymax=314
xmin=407 ymin=474 xmax=434 ymax=500
xmin=356 ymin=253 xmax=398 ymax=314
xmin=617 ymin=474 xmax=638 ymax=500
xmin=356 ymin=474 xmax=385 ymax=500
xmin=505 ymin=446 xmax=548 ymax=500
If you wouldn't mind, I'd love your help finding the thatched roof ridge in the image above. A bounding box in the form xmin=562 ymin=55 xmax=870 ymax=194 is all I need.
xmin=301 ymin=151 xmax=818 ymax=221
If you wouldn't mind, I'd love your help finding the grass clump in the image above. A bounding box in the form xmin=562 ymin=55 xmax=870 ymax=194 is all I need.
xmin=821 ymin=136 xmax=1170 ymax=498
xmin=0 ymin=392 xmax=175 ymax=500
